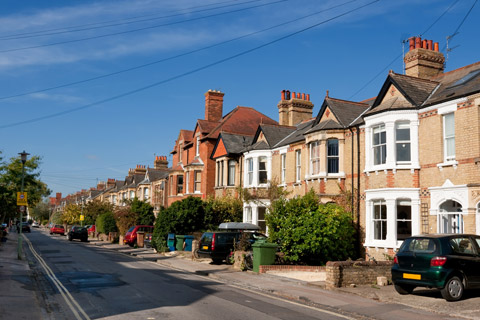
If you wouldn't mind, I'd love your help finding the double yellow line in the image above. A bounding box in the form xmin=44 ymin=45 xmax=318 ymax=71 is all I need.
xmin=23 ymin=235 xmax=91 ymax=320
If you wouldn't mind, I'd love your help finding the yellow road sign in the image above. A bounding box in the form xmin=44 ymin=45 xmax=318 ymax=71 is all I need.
xmin=17 ymin=192 xmax=28 ymax=206
xmin=80 ymin=215 xmax=84 ymax=221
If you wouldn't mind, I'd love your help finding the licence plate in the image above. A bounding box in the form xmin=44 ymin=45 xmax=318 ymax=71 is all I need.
xmin=202 ymin=246 xmax=208 ymax=250
xmin=403 ymin=273 xmax=421 ymax=280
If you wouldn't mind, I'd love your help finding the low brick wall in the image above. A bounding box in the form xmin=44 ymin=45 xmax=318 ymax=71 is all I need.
xmin=326 ymin=260 xmax=393 ymax=288
xmin=259 ymin=265 xmax=325 ymax=273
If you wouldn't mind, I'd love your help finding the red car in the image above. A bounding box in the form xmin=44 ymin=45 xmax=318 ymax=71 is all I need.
xmin=124 ymin=225 xmax=154 ymax=246
xmin=86 ymin=225 xmax=96 ymax=235
xmin=50 ymin=224 xmax=65 ymax=236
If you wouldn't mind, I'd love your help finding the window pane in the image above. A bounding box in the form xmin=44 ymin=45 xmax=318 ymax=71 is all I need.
xmin=328 ymin=158 xmax=339 ymax=173
xmin=444 ymin=113 xmax=455 ymax=136
xmin=396 ymin=127 xmax=410 ymax=141
xmin=396 ymin=143 xmax=411 ymax=161
xmin=327 ymin=140 xmax=338 ymax=156
xmin=446 ymin=137 xmax=455 ymax=157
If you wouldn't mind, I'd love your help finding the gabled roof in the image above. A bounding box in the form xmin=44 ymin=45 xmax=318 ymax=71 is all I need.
xmin=245 ymin=124 xmax=295 ymax=152
xmin=274 ymin=119 xmax=315 ymax=147
xmin=205 ymin=106 xmax=277 ymax=140
xmin=424 ymin=61 xmax=480 ymax=106
xmin=366 ymin=72 xmax=438 ymax=116
xmin=308 ymin=97 xmax=369 ymax=133
xmin=171 ymin=130 xmax=194 ymax=154
xmin=211 ymin=133 xmax=254 ymax=159
xmin=366 ymin=61 xmax=480 ymax=116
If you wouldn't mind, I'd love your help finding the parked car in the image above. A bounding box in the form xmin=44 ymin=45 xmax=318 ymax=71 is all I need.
xmin=392 ymin=234 xmax=480 ymax=301
xmin=67 ymin=226 xmax=88 ymax=242
xmin=50 ymin=224 xmax=65 ymax=236
xmin=32 ymin=221 xmax=40 ymax=228
xmin=86 ymin=225 xmax=95 ymax=234
xmin=18 ymin=222 xmax=31 ymax=233
xmin=197 ymin=230 xmax=266 ymax=264
xmin=124 ymin=225 xmax=154 ymax=246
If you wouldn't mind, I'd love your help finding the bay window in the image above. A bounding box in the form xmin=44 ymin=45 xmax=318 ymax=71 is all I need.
xmin=295 ymin=150 xmax=301 ymax=182
xmin=373 ymin=200 xmax=387 ymax=240
xmin=258 ymin=157 xmax=267 ymax=184
xmin=310 ymin=141 xmax=320 ymax=175
xmin=395 ymin=122 xmax=411 ymax=163
xmin=373 ymin=124 xmax=386 ymax=165
xmin=327 ymin=139 xmax=339 ymax=173
xmin=228 ymin=160 xmax=235 ymax=186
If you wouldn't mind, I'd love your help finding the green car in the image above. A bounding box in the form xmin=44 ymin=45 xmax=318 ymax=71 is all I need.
xmin=392 ymin=234 xmax=480 ymax=301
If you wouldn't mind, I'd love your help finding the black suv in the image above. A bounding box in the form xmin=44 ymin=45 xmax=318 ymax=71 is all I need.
xmin=67 ymin=226 xmax=88 ymax=242
xmin=197 ymin=231 xmax=265 ymax=263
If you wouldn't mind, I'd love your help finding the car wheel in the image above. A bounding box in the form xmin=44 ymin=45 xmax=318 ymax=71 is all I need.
xmin=193 ymin=249 xmax=200 ymax=259
xmin=394 ymin=284 xmax=415 ymax=295
xmin=68 ymin=235 xmax=72 ymax=241
xmin=441 ymin=276 xmax=464 ymax=301
xmin=50 ymin=232 xmax=53 ymax=235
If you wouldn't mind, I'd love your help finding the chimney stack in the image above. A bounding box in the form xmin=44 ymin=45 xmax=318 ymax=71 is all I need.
xmin=154 ymin=155 xmax=169 ymax=170
xmin=278 ymin=89 xmax=314 ymax=126
xmin=204 ymin=90 xmax=224 ymax=122
xmin=404 ymin=36 xmax=444 ymax=79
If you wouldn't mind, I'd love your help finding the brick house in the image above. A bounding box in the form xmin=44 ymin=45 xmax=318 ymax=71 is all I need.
xmin=169 ymin=90 xmax=277 ymax=206
xmin=361 ymin=37 xmax=480 ymax=260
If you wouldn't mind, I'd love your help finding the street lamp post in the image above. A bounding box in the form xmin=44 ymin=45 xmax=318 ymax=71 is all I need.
xmin=18 ymin=150 xmax=29 ymax=260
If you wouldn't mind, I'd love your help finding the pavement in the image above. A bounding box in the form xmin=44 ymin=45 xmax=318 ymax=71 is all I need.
xmin=2 ymin=229 xmax=479 ymax=320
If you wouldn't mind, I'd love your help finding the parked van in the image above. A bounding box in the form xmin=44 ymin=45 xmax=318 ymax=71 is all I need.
xmin=124 ymin=225 xmax=154 ymax=246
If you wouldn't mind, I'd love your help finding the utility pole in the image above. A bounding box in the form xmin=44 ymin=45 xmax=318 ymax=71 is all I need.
xmin=17 ymin=151 xmax=29 ymax=260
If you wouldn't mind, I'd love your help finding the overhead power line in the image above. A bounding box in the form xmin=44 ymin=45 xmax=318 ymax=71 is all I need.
xmin=0 ymin=0 xmax=358 ymax=101
xmin=0 ymin=0 xmax=263 ymax=41
xmin=0 ymin=0 xmax=380 ymax=130
xmin=348 ymin=0 xmax=461 ymax=100
xmin=0 ymin=0 xmax=288 ymax=53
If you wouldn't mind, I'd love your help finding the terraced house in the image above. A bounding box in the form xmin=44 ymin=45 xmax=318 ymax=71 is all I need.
xmin=169 ymin=89 xmax=277 ymax=206
xmin=362 ymin=37 xmax=480 ymax=260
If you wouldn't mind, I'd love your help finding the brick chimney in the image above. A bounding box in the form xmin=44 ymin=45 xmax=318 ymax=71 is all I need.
xmin=134 ymin=165 xmax=147 ymax=175
xmin=404 ymin=36 xmax=444 ymax=79
xmin=107 ymin=178 xmax=116 ymax=188
xmin=154 ymin=156 xmax=168 ymax=170
xmin=205 ymin=90 xmax=224 ymax=122
xmin=97 ymin=181 xmax=106 ymax=190
xmin=278 ymin=90 xmax=314 ymax=126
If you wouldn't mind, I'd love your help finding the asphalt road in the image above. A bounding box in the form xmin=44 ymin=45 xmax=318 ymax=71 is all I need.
xmin=24 ymin=229 xmax=357 ymax=320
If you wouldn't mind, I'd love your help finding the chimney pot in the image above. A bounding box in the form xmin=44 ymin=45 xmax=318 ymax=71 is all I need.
xmin=427 ymin=39 xmax=433 ymax=50
xmin=286 ymin=90 xmax=290 ymax=99
xmin=301 ymin=93 xmax=305 ymax=100
xmin=292 ymin=92 xmax=296 ymax=99
xmin=434 ymin=42 xmax=439 ymax=52
xmin=281 ymin=90 xmax=285 ymax=100
xmin=409 ymin=37 xmax=415 ymax=51
xmin=422 ymin=39 xmax=427 ymax=49
xmin=415 ymin=37 xmax=421 ymax=49
xmin=306 ymin=94 xmax=310 ymax=101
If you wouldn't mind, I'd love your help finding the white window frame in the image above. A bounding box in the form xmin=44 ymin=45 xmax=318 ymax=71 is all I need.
xmin=295 ymin=150 xmax=301 ymax=182
xmin=280 ymin=153 xmax=286 ymax=185
xmin=178 ymin=143 xmax=182 ymax=163
xmin=246 ymin=158 xmax=253 ymax=186
xmin=373 ymin=124 xmax=386 ymax=166
xmin=194 ymin=170 xmax=201 ymax=193
xmin=196 ymin=136 xmax=200 ymax=157
xmin=258 ymin=156 xmax=268 ymax=185
xmin=395 ymin=121 xmax=411 ymax=164
xmin=364 ymin=111 xmax=419 ymax=172
xmin=310 ymin=141 xmax=320 ymax=176
xmin=185 ymin=171 xmax=190 ymax=194
xmin=373 ymin=200 xmax=387 ymax=241
xmin=443 ymin=113 xmax=455 ymax=162
xmin=327 ymin=139 xmax=339 ymax=174
xmin=228 ymin=160 xmax=236 ymax=186
xmin=144 ymin=187 xmax=149 ymax=200
xmin=365 ymin=188 xmax=420 ymax=249
xmin=130 ymin=190 xmax=135 ymax=199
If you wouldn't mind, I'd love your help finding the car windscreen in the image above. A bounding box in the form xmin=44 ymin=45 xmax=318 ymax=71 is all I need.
xmin=127 ymin=226 xmax=135 ymax=232
xmin=400 ymin=238 xmax=438 ymax=254
xmin=200 ymin=233 xmax=213 ymax=244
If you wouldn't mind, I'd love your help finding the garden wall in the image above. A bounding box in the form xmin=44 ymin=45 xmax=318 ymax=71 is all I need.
xmin=325 ymin=260 xmax=393 ymax=288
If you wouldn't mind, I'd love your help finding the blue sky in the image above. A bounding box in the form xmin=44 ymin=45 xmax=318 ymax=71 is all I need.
xmin=0 ymin=0 xmax=478 ymax=197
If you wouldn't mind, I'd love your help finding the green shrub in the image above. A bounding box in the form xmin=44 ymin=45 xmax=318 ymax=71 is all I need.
xmin=267 ymin=190 xmax=356 ymax=265
xmin=96 ymin=212 xmax=117 ymax=234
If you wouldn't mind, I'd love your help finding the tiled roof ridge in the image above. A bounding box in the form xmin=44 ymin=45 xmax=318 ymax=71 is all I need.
xmin=260 ymin=123 xmax=296 ymax=129
xmin=390 ymin=71 xmax=439 ymax=84
xmin=326 ymin=96 xmax=369 ymax=107
xmin=359 ymin=96 xmax=376 ymax=103
xmin=431 ymin=60 xmax=480 ymax=80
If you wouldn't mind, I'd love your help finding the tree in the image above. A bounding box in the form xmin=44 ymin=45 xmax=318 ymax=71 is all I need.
xmin=96 ymin=212 xmax=117 ymax=234
xmin=62 ymin=203 xmax=81 ymax=225
xmin=0 ymin=152 xmax=51 ymax=224
xmin=152 ymin=196 xmax=206 ymax=251
xmin=31 ymin=199 xmax=52 ymax=223
xmin=266 ymin=190 xmax=356 ymax=265
xmin=114 ymin=205 xmax=137 ymax=236
xmin=83 ymin=200 xmax=114 ymax=225
xmin=204 ymin=195 xmax=243 ymax=230
xmin=130 ymin=198 xmax=155 ymax=226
